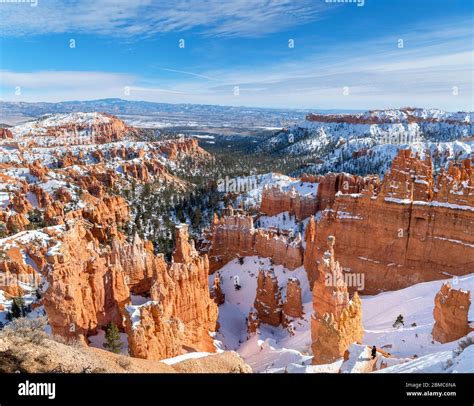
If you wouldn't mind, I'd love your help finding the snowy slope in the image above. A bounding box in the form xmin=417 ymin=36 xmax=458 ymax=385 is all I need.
xmin=10 ymin=112 xmax=112 ymax=138
xmin=363 ymin=274 xmax=474 ymax=359
xmin=211 ymin=254 xmax=474 ymax=373
xmin=210 ymin=257 xmax=314 ymax=372
xmin=227 ymin=172 xmax=318 ymax=210
xmin=258 ymin=108 xmax=473 ymax=177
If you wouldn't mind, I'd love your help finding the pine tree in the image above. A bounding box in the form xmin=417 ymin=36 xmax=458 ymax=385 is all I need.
xmin=103 ymin=322 xmax=123 ymax=354
xmin=192 ymin=207 xmax=202 ymax=228
xmin=11 ymin=296 xmax=25 ymax=318
xmin=393 ymin=314 xmax=404 ymax=328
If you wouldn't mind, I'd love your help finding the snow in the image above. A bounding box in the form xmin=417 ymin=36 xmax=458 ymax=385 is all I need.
xmin=125 ymin=300 xmax=158 ymax=329
xmin=256 ymin=212 xmax=310 ymax=235
xmin=210 ymin=251 xmax=474 ymax=373
xmin=10 ymin=112 xmax=112 ymax=138
xmin=229 ymin=172 xmax=318 ymax=210
xmin=362 ymin=274 xmax=474 ymax=360
xmin=0 ymin=192 xmax=9 ymax=209
xmin=88 ymin=329 xmax=129 ymax=355
xmin=210 ymin=256 xmax=313 ymax=372
xmin=260 ymin=108 xmax=473 ymax=177
xmin=161 ymin=352 xmax=212 ymax=365
xmin=377 ymin=345 xmax=474 ymax=374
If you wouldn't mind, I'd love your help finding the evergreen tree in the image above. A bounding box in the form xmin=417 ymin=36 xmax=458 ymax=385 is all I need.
xmin=103 ymin=322 xmax=123 ymax=354
xmin=393 ymin=314 xmax=404 ymax=328
xmin=11 ymin=296 xmax=25 ymax=318
xmin=192 ymin=207 xmax=202 ymax=228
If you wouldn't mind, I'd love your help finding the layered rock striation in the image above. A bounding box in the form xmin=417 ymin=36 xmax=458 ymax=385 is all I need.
xmin=432 ymin=282 xmax=472 ymax=343
xmin=207 ymin=210 xmax=303 ymax=272
xmin=311 ymin=236 xmax=363 ymax=364
xmin=125 ymin=225 xmax=218 ymax=360
xmin=305 ymin=150 xmax=474 ymax=294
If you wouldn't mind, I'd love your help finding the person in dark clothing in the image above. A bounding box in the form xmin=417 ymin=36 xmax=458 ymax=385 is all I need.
xmin=371 ymin=345 xmax=377 ymax=359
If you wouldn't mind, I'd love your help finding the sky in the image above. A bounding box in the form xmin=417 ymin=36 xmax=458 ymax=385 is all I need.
xmin=0 ymin=0 xmax=473 ymax=111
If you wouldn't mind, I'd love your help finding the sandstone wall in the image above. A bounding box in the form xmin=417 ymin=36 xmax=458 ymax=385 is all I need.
xmin=305 ymin=150 xmax=474 ymax=294
xmin=259 ymin=174 xmax=377 ymax=220
xmin=207 ymin=212 xmax=303 ymax=272
xmin=260 ymin=185 xmax=318 ymax=220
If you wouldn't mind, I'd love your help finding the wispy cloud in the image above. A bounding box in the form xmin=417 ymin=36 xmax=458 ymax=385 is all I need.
xmin=135 ymin=23 xmax=474 ymax=110
xmin=0 ymin=0 xmax=331 ymax=38
xmin=1 ymin=22 xmax=472 ymax=111
xmin=0 ymin=70 xmax=134 ymax=100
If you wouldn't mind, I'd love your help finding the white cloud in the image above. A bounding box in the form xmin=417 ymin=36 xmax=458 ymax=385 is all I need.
xmin=139 ymin=24 xmax=474 ymax=111
xmin=1 ymin=22 xmax=472 ymax=111
xmin=0 ymin=0 xmax=331 ymax=37
xmin=0 ymin=70 xmax=135 ymax=101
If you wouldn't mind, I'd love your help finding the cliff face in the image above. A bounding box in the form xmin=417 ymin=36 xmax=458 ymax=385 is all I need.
xmin=125 ymin=225 xmax=218 ymax=360
xmin=259 ymin=174 xmax=378 ymax=220
xmin=311 ymin=236 xmax=363 ymax=364
xmin=282 ymin=277 xmax=303 ymax=319
xmin=432 ymin=283 xmax=472 ymax=343
xmin=305 ymin=150 xmax=474 ymax=294
xmin=207 ymin=211 xmax=303 ymax=272
xmin=40 ymin=222 xmax=218 ymax=360
xmin=260 ymin=185 xmax=318 ymax=220
xmin=9 ymin=112 xmax=133 ymax=145
xmin=42 ymin=222 xmax=130 ymax=338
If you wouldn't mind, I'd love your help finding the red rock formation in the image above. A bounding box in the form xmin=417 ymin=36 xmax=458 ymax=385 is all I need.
xmin=211 ymin=273 xmax=225 ymax=305
xmin=159 ymin=138 xmax=210 ymax=161
xmin=254 ymin=268 xmax=282 ymax=327
xmin=311 ymin=236 xmax=363 ymax=364
xmin=316 ymin=173 xmax=379 ymax=211
xmin=42 ymin=221 xmax=130 ymax=338
xmin=28 ymin=160 xmax=49 ymax=181
xmin=259 ymin=175 xmax=377 ymax=220
xmin=0 ymin=128 xmax=13 ymax=139
xmin=42 ymin=113 xmax=132 ymax=144
xmin=207 ymin=212 xmax=303 ymax=272
xmin=10 ymin=193 xmax=33 ymax=214
xmin=110 ymin=233 xmax=158 ymax=295
xmin=125 ymin=225 xmax=218 ymax=360
xmin=432 ymin=282 xmax=472 ymax=343
xmin=283 ymin=277 xmax=303 ymax=319
xmin=305 ymin=150 xmax=474 ymax=294
xmin=247 ymin=309 xmax=260 ymax=335
xmin=6 ymin=213 xmax=30 ymax=233
xmin=260 ymin=184 xmax=318 ymax=220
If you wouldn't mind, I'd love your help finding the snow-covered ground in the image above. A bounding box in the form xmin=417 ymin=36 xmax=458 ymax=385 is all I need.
xmin=10 ymin=112 xmax=112 ymax=138
xmin=211 ymin=255 xmax=474 ymax=373
xmin=228 ymin=172 xmax=318 ymax=210
xmin=363 ymin=274 xmax=474 ymax=359
xmin=255 ymin=212 xmax=312 ymax=236
xmin=210 ymin=257 xmax=314 ymax=372
xmin=88 ymin=329 xmax=129 ymax=355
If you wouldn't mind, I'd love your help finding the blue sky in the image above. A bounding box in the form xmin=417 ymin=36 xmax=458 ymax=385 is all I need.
xmin=0 ymin=0 xmax=472 ymax=110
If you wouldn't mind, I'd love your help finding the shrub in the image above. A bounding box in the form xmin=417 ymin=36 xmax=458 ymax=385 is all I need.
xmin=1 ymin=317 xmax=47 ymax=345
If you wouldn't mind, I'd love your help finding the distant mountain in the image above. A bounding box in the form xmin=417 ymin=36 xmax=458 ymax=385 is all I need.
xmin=258 ymin=108 xmax=473 ymax=176
xmin=0 ymin=99 xmax=359 ymax=128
